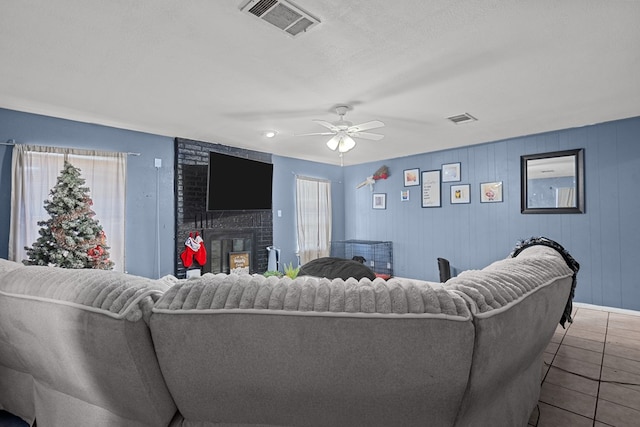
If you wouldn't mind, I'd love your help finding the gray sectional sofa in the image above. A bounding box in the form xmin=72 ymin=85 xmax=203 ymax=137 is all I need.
xmin=0 ymin=241 xmax=577 ymax=427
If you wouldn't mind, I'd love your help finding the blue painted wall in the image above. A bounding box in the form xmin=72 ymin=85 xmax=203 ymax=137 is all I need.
xmin=342 ymin=116 xmax=640 ymax=311
xmin=270 ymin=155 xmax=345 ymax=269
xmin=2 ymin=107 xmax=639 ymax=311
xmin=0 ymin=108 xmax=175 ymax=278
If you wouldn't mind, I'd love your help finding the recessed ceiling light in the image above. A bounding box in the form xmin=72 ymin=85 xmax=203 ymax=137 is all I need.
xmin=262 ymin=130 xmax=278 ymax=138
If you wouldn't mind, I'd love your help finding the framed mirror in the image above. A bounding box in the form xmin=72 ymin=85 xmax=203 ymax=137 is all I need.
xmin=521 ymin=148 xmax=584 ymax=214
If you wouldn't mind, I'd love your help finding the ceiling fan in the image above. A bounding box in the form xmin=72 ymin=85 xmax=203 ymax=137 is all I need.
xmin=296 ymin=105 xmax=385 ymax=156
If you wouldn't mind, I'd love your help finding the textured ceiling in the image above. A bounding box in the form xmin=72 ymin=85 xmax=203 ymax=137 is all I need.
xmin=1 ymin=1 xmax=639 ymax=166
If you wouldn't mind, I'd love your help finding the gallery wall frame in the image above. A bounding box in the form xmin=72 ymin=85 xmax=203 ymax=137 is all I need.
xmin=373 ymin=193 xmax=387 ymax=209
xmin=403 ymin=168 xmax=420 ymax=186
xmin=480 ymin=181 xmax=504 ymax=203
xmin=442 ymin=162 xmax=461 ymax=182
xmin=400 ymin=190 xmax=410 ymax=201
xmin=450 ymin=184 xmax=471 ymax=204
xmin=421 ymin=170 xmax=441 ymax=208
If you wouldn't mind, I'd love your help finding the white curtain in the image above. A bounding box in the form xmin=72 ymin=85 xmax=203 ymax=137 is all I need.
xmin=556 ymin=187 xmax=575 ymax=208
xmin=9 ymin=145 xmax=127 ymax=271
xmin=296 ymin=176 xmax=332 ymax=265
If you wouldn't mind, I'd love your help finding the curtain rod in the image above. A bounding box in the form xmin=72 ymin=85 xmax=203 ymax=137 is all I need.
xmin=1 ymin=139 xmax=140 ymax=156
xmin=293 ymin=172 xmax=342 ymax=184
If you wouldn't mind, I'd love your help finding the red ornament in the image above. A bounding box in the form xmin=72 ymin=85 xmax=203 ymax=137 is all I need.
xmin=88 ymin=245 xmax=105 ymax=259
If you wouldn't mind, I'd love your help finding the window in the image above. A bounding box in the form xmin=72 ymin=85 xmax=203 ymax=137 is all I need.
xmin=295 ymin=176 xmax=332 ymax=265
xmin=9 ymin=145 xmax=127 ymax=271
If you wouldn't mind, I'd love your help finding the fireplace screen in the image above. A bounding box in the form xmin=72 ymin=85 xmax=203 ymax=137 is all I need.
xmin=204 ymin=232 xmax=254 ymax=274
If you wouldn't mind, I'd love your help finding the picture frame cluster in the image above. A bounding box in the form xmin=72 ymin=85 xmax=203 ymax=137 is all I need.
xmin=375 ymin=164 xmax=504 ymax=209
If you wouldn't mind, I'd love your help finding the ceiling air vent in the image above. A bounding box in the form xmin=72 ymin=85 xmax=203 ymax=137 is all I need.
xmin=240 ymin=0 xmax=320 ymax=37
xmin=447 ymin=113 xmax=477 ymax=124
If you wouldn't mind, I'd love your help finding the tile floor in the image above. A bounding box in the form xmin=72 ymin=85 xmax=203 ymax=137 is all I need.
xmin=529 ymin=304 xmax=640 ymax=426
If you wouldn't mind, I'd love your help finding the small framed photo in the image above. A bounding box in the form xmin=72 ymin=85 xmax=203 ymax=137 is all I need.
xmin=401 ymin=190 xmax=410 ymax=201
xmin=403 ymin=168 xmax=420 ymax=186
xmin=442 ymin=162 xmax=461 ymax=182
xmin=480 ymin=181 xmax=504 ymax=203
xmin=373 ymin=193 xmax=387 ymax=209
xmin=450 ymin=184 xmax=471 ymax=204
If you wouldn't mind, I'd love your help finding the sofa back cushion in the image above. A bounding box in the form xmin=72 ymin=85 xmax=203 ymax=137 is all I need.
xmin=449 ymin=245 xmax=574 ymax=426
xmin=151 ymin=274 xmax=475 ymax=427
xmin=0 ymin=266 xmax=176 ymax=427
xmin=0 ymin=258 xmax=24 ymax=273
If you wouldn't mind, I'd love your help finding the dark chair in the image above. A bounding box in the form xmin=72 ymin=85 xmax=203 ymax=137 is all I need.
xmin=437 ymin=257 xmax=452 ymax=282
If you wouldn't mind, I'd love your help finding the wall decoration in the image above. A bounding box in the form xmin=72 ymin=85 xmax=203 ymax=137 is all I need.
xmin=450 ymin=184 xmax=471 ymax=204
xmin=230 ymin=251 xmax=250 ymax=274
xmin=373 ymin=193 xmax=387 ymax=209
xmin=357 ymin=165 xmax=390 ymax=191
xmin=403 ymin=168 xmax=420 ymax=186
xmin=442 ymin=162 xmax=461 ymax=182
xmin=421 ymin=170 xmax=441 ymax=208
xmin=401 ymin=190 xmax=410 ymax=201
xmin=521 ymin=148 xmax=584 ymax=214
xmin=480 ymin=181 xmax=504 ymax=203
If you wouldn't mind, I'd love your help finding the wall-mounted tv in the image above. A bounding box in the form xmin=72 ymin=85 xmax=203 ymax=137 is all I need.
xmin=207 ymin=152 xmax=273 ymax=211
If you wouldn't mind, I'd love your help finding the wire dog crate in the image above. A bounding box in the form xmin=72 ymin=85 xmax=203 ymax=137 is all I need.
xmin=330 ymin=240 xmax=393 ymax=277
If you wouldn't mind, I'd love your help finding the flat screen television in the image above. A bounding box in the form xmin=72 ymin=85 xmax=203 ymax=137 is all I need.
xmin=207 ymin=152 xmax=273 ymax=211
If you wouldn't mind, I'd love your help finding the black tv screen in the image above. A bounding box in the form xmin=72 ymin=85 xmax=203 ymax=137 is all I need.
xmin=207 ymin=152 xmax=273 ymax=211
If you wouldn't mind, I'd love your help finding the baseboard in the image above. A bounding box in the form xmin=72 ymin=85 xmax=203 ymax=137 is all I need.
xmin=573 ymin=302 xmax=640 ymax=316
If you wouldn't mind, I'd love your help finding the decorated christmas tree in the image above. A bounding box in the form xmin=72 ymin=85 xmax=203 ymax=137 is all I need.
xmin=23 ymin=160 xmax=114 ymax=269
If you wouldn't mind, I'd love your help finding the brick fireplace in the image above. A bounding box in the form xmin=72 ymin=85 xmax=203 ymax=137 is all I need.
xmin=174 ymin=138 xmax=273 ymax=278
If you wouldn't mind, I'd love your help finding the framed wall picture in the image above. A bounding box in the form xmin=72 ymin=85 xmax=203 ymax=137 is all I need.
xmin=450 ymin=184 xmax=471 ymax=204
xmin=480 ymin=181 xmax=504 ymax=203
xmin=421 ymin=170 xmax=441 ymax=208
xmin=403 ymin=168 xmax=420 ymax=186
xmin=442 ymin=162 xmax=461 ymax=182
xmin=373 ymin=193 xmax=387 ymax=209
xmin=229 ymin=251 xmax=250 ymax=274
xmin=401 ymin=190 xmax=410 ymax=201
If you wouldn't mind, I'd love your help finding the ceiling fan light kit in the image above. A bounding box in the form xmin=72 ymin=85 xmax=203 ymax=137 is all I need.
xmin=326 ymin=133 xmax=356 ymax=153
xmin=297 ymin=104 xmax=385 ymax=159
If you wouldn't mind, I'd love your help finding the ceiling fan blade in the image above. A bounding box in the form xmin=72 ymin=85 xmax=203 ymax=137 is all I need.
xmin=348 ymin=120 xmax=385 ymax=133
xmin=313 ymin=120 xmax=340 ymax=132
xmin=349 ymin=131 xmax=385 ymax=141
xmin=294 ymin=131 xmax=336 ymax=137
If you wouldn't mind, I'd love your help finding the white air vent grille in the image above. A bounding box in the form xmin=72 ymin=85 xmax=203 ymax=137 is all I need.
xmin=447 ymin=113 xmax=477 ymax=124
xmin=241 ymin=0 xmax=320 ymax=37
